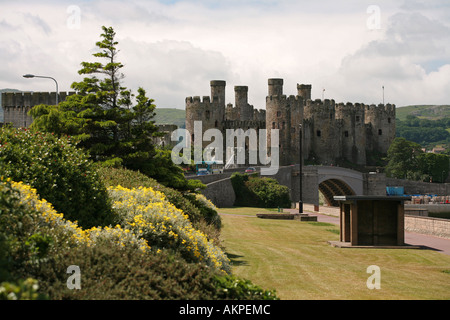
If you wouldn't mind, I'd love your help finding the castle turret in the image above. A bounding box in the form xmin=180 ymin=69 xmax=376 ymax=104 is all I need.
xmin=335 ymin=102 xmax=366 ymax=165
xmin=266 ymin=78 xmax=303 ymax=165
xmin=235 ymin=86 xmax=253 ymax=121
xmin=297 ymin=84 xmax=312 ymax=102
xmin=210 ymin=80 xmax=226 ymax=108
xmin=268 ymin=78 xmax=283 ymax=97
xmin=364 ymin=103 xmax=396 ymax=154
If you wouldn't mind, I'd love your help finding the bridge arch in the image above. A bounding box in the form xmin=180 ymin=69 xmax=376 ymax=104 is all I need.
xmin=317 ymin=166 xmax=364 ymax=207
xmin=319 ymin=179 xmax=355 ymax=206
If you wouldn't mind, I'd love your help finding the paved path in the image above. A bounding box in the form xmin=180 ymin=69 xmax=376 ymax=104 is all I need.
xmin=284 ymin=206 xmax=450 ymax=256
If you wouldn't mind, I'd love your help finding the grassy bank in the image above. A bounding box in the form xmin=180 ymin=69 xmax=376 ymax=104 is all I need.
xmin=220 ymin=207 xmax=450 ymax=300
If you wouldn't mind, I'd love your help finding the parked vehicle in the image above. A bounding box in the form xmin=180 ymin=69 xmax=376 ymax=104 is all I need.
xmin=196 ymin=168 xmax=209 ymax=176
xmin=245 ymin=167 xmax=256 ymax=173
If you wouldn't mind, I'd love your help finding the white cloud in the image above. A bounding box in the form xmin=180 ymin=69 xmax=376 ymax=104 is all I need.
xmin=0 ymin=0 xmax=449 ymax=110
xmin=329 ymin=10 xmax=450 ymax=106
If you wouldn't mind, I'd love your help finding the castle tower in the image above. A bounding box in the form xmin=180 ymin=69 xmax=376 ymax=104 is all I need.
xmin=303 ymin=99 xmax=338 ymax=165
xmin=234 ymin=86 xmax=253 ymax=121
xmin=297 ymin=84 xmax=312 ymax=102
xmin=210 ymin=80 xmax=226 ymax=108
xmin=185 ymin=80 xmax=227 ymax=150
xmin=266 ymin=78 xmax=303 ymax=166
xmin=335 ymin=102 xmax=367 ymax=165
xmin=268 ymin=78 xmax=283 ymax=97
xmin=364 ymin=103 xmax=396 ymax=154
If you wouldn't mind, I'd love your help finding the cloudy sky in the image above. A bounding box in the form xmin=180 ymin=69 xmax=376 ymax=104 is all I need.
xmin=1 ymin=0 xmax=450 ymax=110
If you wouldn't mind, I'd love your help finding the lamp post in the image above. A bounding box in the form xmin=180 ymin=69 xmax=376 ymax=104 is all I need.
xmin=23 ymin=74 xmax=59 ymax=105
xmin=299 ymin=123 xmax=303 ymax=213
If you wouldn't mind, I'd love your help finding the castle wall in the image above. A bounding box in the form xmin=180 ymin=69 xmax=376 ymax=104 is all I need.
xmin=185 ymin=79 xmax=396 ymax=168
xmin=265 ymin=79 xmax=303 ymax=166
xmin=1 ymin=91 xmax=75 ymax=128
xmin=365 ymin=104 xmax=396 ymax=154
xmin=335 ymin=102 xmax=366 ymax=165
xmin=304 ymin=99 xmax=339 ymax=165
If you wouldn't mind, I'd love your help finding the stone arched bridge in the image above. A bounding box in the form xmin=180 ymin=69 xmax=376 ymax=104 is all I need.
xmin=187 ymin=165 xmax=387 ymax=208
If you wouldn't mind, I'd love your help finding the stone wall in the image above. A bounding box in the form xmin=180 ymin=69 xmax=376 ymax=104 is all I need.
xmin=386 ymin=178 xmax=450 ymax=195
xmin=200 ymin=177 xmax=236 ymax=208
xmin=405 ymin=215 xmax=450 ymax=239
xmin=2 ymin=91 xmax=75 ymax=128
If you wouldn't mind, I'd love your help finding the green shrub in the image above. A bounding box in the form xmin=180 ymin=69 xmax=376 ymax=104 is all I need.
xmin=184 ymin=193 xmax=222 ymax=230
xmin=97 ymin=166 xmax=202 ymax=223
xmin=108 ymin=185 xmax=231 ymax=273
xmin=1 ymin=179 xmax=277 ymax=300
xmin=246 ymin=177 xmax=291 ymax=208
xmin=231 ymin=172 xmax=258 ymax=206
xmin=213 ymin=275 xmax=279 ymax=300
xmin=231 ymin=172 xmax=291 ymax=208
xmin=32 ymin=242 xmax=278 ymax=300
xmin=0 ymin=127 xmax=115 ymax=229
xmin=0 ymin=278 xmax=46 ymax=300
xmin=97 ymin=166 xmax=222 ymax=243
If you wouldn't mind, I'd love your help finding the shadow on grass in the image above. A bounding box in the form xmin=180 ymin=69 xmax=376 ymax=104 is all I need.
xmin=226 ymin=252 xmax=249 ymax=266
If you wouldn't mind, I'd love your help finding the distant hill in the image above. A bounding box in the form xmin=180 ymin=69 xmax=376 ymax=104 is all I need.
xmin=154 ymin=107 xmax=185 ymax=128
xmin=396 ymin=105 xmax=450 ymax=121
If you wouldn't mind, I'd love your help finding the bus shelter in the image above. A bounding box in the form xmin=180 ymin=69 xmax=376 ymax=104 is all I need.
xmin=332 ymin=195 xmax=411 ymax=247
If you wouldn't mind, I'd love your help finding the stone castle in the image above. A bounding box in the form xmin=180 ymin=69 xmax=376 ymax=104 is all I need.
xmin=1 ymin=78 xmax=396 ymax=168
xmin=186 ymin=78 xmax=396 ymax=167
xmin=0 ymin=91 xmax=177 ymax=148
xmin=1 ymin=91 xmax=75 ymax=128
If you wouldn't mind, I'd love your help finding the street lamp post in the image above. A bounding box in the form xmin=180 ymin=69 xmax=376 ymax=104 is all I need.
xmin=299 ymin=123 xmax=303 ymax=214
xmin=23 ymin=74 xmax=59 ymax=105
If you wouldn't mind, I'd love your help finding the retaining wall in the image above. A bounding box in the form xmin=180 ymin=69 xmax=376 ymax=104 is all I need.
xmin=405 ymin=215 xmax=450 ymax=239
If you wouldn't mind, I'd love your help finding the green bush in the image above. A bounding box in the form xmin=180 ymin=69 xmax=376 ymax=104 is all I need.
xmin=231 ymin=172 xmax=291 ymax=208
xmin=246 ymin=177 xmax=291 ymax=208
xmin=231 ymin=172 xmax=258 ymax=206
xmin=0 ymin=127 xmax=115 ymax=229
xmin=107 ymin=185 xmax=231 ymax=273
xmin=1 ymin=178 xmax=278 ymax=300
xmin=31 ymin=242 xmax=278 ymax=300
xmin=184 ymin=193 xmax=222 ymax=230
xmin=97 ymin=166 xmax=222 ymax=240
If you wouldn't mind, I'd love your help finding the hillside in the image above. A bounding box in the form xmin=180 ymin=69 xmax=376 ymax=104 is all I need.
xmin=396 ymin=105 xmax=450 ymax=152
xmin=153 ymin=107 xmax=185 ymax=128
xmin=396 ymin=105 xmax=450 ymax=121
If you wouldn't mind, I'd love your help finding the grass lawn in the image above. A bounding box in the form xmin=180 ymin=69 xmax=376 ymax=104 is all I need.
xmin=219 ymin=207 xmax=450 ymax=300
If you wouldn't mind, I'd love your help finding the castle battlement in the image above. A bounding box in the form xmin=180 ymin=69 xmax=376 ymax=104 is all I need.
xmin=185 ymin=95 xmax=220 ymax=105
xmin=223 ymin=119 xmax=265 ymax=129
xmin=185 ymin=78 xmax=396 ymax=167
xmin=305 ymin=99 xmax=336 ymax=112
xmin=266 ymin=95 xmax=302 ymax=103
xmin=2 ymin=91 xmax=75 ymax=107
xmin=364 ymin=103 xmax=396 ymax=116
xmin=1 ymin=91 xmax=75 ymax=128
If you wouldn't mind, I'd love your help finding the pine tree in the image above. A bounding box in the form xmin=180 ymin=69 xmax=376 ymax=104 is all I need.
xmin=31 ymin=26 xmax=159 ymax=166
xmin=30 ymin=26 xmax=203 ymax=192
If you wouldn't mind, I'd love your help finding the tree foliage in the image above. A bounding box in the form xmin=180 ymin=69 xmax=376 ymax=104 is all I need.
xmin=385 ymin=137 xmax=449 ymax=183
xmin=396 ymin=115 xmax=450 ymax=146
xmin=29 ymin=26 xmax=200 ymax=192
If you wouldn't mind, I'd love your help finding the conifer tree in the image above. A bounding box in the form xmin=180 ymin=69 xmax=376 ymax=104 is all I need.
xmin=31 ymin=26 xmax=159 ymax=166
xmin=30 ymin=26 xmax=203 ymax=192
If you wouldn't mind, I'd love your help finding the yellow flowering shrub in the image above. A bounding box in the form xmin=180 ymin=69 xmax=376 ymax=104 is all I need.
xmin=193 ymin=193 xmax=218 ymax=212
xmin=7 ymin=180 xmax=151 ymax=253
xmin=108 ymin=185 xmax=231 ymax=273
